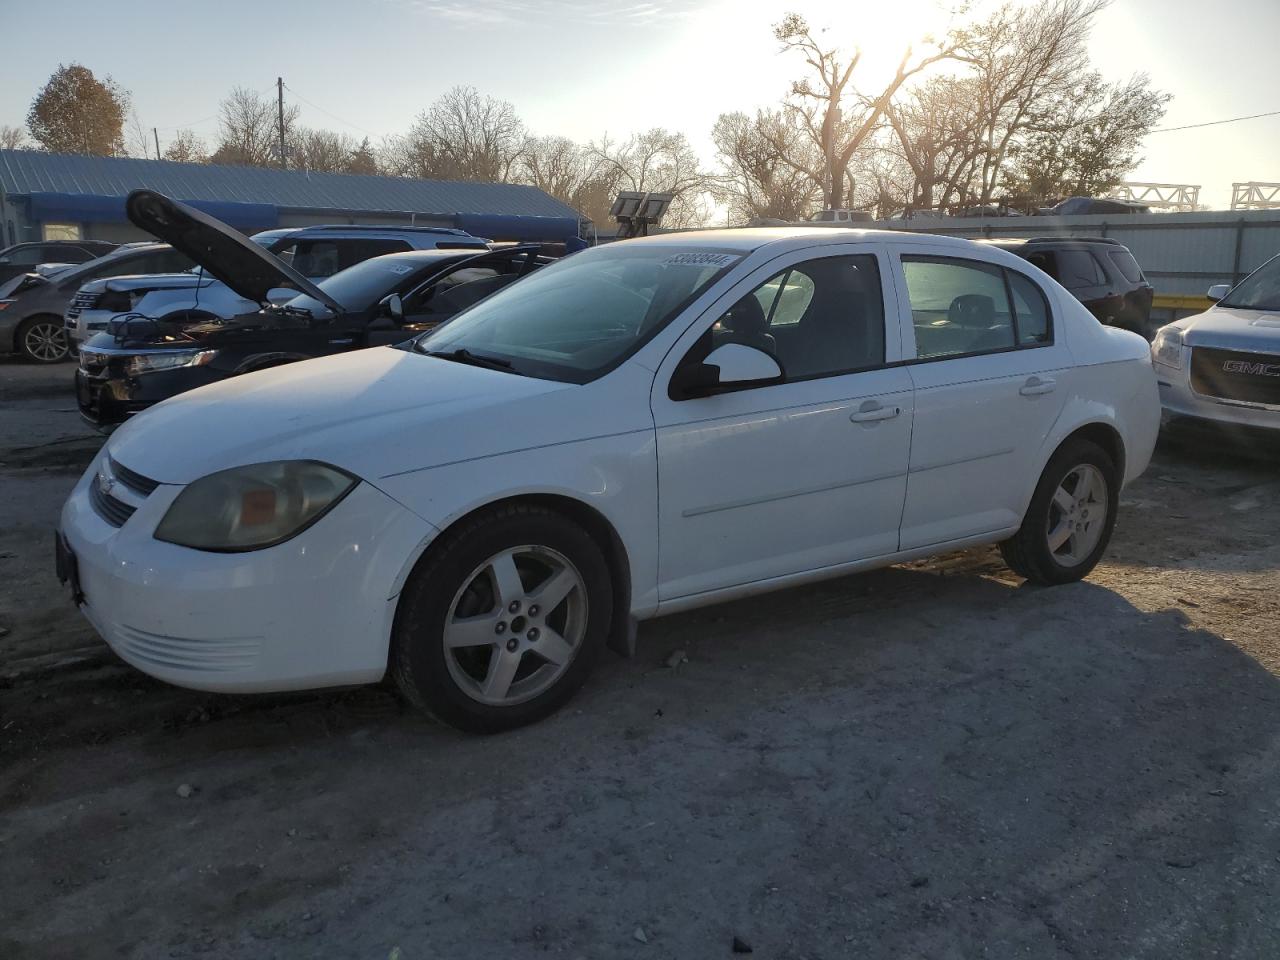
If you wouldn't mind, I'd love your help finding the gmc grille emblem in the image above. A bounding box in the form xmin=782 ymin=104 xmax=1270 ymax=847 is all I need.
xmin=1222 ymin=359 xmax=1280 ymax=377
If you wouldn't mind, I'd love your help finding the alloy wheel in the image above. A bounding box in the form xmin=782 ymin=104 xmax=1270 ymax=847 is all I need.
xmin=24 ymin=320 xmax=70 ymax=362
xmin=1045 ymin=464 xmax=1108 ymax=567
xmin=443 ymin=545 xmax=588 ymax=707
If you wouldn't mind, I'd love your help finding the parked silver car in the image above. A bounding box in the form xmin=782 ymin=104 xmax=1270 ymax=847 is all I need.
xmin=1152 ymin=253 xmax=1280 ymax=432
xmin=0 ymin=243 xmax=192 ymax=362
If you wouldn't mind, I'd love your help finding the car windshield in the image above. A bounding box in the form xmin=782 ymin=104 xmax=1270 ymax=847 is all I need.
xmin=288 ymin=256 xmax=431 ymax=315
xmin=1219 ymin=256 xmax=1280 ymax=311
xmin=413 ymin=244 xmax=743 ymax=383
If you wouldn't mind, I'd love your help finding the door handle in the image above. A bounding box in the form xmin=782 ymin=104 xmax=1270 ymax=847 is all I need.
xmin=1019 ymin=376 xmax=1056 ymax=397
xmin=850 ymin=400 xmax=901 ymax=423
xmin=328 ymin=337 xmax=354 ymax=346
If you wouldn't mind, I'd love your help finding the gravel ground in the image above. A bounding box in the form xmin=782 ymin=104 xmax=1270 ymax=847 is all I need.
xmin=2 ymin=359 xmax=1280 ymax=959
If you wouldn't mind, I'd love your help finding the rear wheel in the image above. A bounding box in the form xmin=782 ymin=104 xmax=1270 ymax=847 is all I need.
xmin=17 ymin=316 xmax=70 ymax=363
xmin=391 ymin=504 xmax=613 ymax=733
xmin=1000 ymin=438 xmax=1119 ymax=585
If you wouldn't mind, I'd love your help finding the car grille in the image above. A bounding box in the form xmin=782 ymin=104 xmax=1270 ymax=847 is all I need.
xmin=109 ymin=456 xmax=160 ymax=495
xmin=66 ymin=290 xmax=100 ymax=320
xmin=89 ymin=480 xmax=136 ymax=527
xmin=1189 ymin=346 xmax=1280 ymax=407
xmin=87 ymin=457 xmax=161 ymax=527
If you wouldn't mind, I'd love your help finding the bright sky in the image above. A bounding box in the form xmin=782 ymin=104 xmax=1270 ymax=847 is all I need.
xmin=2 ymin=0 xmax=1276 ymax=210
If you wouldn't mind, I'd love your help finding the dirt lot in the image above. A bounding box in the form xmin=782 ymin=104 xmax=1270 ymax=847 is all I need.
xmin=3 ymin=358 xmax=1280 ymax=959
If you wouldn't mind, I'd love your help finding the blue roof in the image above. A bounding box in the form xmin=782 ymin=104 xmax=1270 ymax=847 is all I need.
xmin=0 ymin=150 xmax=583 ymax=225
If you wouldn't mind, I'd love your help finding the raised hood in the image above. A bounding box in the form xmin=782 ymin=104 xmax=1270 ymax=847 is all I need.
xmin=125 ymin=190 xmax=343 ymax=313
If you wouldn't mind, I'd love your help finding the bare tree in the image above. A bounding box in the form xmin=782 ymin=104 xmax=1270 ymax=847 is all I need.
xmin=390 ymin=86 xmax=525 ymax=182
xmin=27 ymin=63 xmax=129 ymax=156
xmin=585 ymin=129 xmax=711 ymax=228
xmin=955 ymin=0 xmax=1106 ymax=206
xmin=163 ymin=129 xmax=209 ymax=164
xmin=210 ymin=87 xmax=297 ymax=167
xmin=290 ymin=127 xmax=360 ymax=173
xmin=0 ymin=125 xmax=30 ymax=150
xmin=518 ymin=135 xmax=614 ymax=220
xmin=125 ymin=111 xmax=154 ymax=159
xmin=769 ymin=12 xmax=963 ymax=210
xmin=711 ymin=109 xmax=820 ymax=222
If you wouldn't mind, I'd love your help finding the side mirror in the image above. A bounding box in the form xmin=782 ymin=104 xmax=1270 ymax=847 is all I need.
xmin=379 ymin=293 xmax=404 ymax=320
xmin=671 ymin=343 xmax=784 ymax=399
xmin=265 ymin=287 xmax=295 ymax=306
xmin=1206 ymin=284 xmax=1230 ymax=303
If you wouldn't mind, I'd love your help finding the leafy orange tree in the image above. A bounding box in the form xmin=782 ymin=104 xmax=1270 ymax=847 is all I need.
xmin=27 ymin=64 xmax=129 ymax=156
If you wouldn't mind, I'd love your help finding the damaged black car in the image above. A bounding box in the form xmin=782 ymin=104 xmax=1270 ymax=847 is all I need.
xmin=76 ymin=191 xmax=549 ymax=426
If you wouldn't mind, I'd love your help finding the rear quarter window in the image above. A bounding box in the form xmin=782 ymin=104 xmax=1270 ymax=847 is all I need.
xmin=1108 ymin=249 xmax=1145 ymax=284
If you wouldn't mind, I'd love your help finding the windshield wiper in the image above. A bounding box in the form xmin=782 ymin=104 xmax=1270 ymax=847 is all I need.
xmin=422 ymin=346 xmax=515 ymax=371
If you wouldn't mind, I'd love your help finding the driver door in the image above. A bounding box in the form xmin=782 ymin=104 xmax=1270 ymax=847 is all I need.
xmin=651 ymin=246 xmax=914 ymax=602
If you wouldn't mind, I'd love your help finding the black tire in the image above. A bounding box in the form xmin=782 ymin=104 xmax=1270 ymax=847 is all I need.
xmin=390 ymin=503 xmax=613 ymax=733
xmin=16 ymin=315 xmax=71 ymax=363
xmin=1000 ymin=438 xmax=1119 ymax=586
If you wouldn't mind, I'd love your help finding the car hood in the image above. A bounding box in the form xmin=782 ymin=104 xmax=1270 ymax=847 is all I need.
xmin=104 ymin=347 xmax=583 ymax=485
xmin=1177 ymin=305 xmax=1280 ymax=351
xmin=96 ymin=272 xmax=219 ymax=295
xmin=125 ymin=190 xmax=343 ymax=313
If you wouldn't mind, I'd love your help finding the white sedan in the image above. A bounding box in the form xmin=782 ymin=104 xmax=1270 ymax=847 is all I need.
xmin=58 ymin=199 xmax=1160 ymax=732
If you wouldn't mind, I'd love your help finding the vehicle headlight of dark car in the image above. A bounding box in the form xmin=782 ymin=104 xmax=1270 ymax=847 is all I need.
xmin=125 ymin=349 xmax=218 ymax=377
xmin=154 ymin=460 xmax=358 ymax=552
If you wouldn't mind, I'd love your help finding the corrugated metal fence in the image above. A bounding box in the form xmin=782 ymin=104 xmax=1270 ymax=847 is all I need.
xmin=872 ymin=210 xmax=1280 ymax=303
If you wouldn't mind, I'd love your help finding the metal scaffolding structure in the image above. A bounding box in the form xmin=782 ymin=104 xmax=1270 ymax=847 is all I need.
xmin=1105 ymin=182 xmax=1201 ymax=211
xmin=1231 ymin=182 xmax=1280 ymax=210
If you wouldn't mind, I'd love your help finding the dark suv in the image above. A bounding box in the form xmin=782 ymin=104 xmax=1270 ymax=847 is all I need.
xmin=982 ymin=237 xmax=1155 ymax=338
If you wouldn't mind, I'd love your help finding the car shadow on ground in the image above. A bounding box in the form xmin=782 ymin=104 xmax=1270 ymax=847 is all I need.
xmin=4 ymin=558 xmax=1280 ymax=957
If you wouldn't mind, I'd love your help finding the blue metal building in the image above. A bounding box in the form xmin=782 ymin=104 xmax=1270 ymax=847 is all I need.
xmin=0 ymin=150 xmax=586 ymax=245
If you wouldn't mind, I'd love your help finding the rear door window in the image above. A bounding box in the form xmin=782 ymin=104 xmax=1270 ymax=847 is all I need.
xmin=285 ymin=238 xmax=412 ymax=278
xmin=902 ymin=257 xmax=1016 ymax=358
xmin=1055 ymin=250 xmax=1107 ymax=289
xmin=1107 ymin=249 xmax=1145 ymax=283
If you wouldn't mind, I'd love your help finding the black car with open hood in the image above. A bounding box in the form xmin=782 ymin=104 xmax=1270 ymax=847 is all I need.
xmin=75 ymin=240 xmax=549 ymax=426
xmin=123 ymin=190 xmax=347 ymax=315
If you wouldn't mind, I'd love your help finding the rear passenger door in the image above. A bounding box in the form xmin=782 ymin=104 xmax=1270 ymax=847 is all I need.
xmin=892 ymin=245 xmax=1071 ymax=550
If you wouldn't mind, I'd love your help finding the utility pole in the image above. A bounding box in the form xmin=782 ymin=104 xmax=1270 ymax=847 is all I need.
xmin=153 ymin=127 xmax=161 ymax=161
xmin=276 ymin=77 xmax=287 ymax=169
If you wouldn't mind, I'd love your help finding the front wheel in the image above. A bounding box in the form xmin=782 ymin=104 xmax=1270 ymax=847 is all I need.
xmin=391 ymin=504 xmax=613 ymax=733
xmin=18 ymin=316 xmax=71 ymax=363
xmin=1000 ymin=438 xmax=1119 ymax=585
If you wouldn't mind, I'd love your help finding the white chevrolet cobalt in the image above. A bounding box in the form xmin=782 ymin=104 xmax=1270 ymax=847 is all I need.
xmin=58 ymin=192 xmax=1160 ymax=732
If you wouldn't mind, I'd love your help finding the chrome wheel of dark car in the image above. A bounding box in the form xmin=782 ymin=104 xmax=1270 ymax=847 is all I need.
xmin=19 ymin=317 xmax=71 ymax=363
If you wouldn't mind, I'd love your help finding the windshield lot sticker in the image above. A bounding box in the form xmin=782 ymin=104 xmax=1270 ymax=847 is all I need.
xmin=388 ymin=265 xmax=414 ymax=274
xmin=663 ymin=253 xmax=740 ymax=267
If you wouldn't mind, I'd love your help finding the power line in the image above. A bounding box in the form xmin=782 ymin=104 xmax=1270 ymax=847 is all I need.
xmin=1150 ymin=109 xmax=1280 ymax=134
xmin=282 ymin=83 xmax=382 ymax=138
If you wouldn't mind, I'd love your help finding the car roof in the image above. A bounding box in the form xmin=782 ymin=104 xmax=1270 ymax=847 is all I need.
xmin=978 ymin=237 xmax=1126 ymax=249
xmin=618 ymin=226 xmax=991 ymax=255
xmin=252 ymin=224 xmax=475 ymax=240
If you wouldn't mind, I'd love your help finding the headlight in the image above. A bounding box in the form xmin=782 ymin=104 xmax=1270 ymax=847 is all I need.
xmin=1151 ymin=327 xmax=1183 ymax=368
xmin=125 ymin=349 xmax=217 ymax=377
xmin=155 ymin=460 xmax=357 ymax=552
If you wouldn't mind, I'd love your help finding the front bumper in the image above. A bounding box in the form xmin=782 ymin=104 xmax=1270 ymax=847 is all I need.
xmin=75 ymin=356 xmax=224 ymax=426
xmin=59 ymin=450 xmax=437 ymax=693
